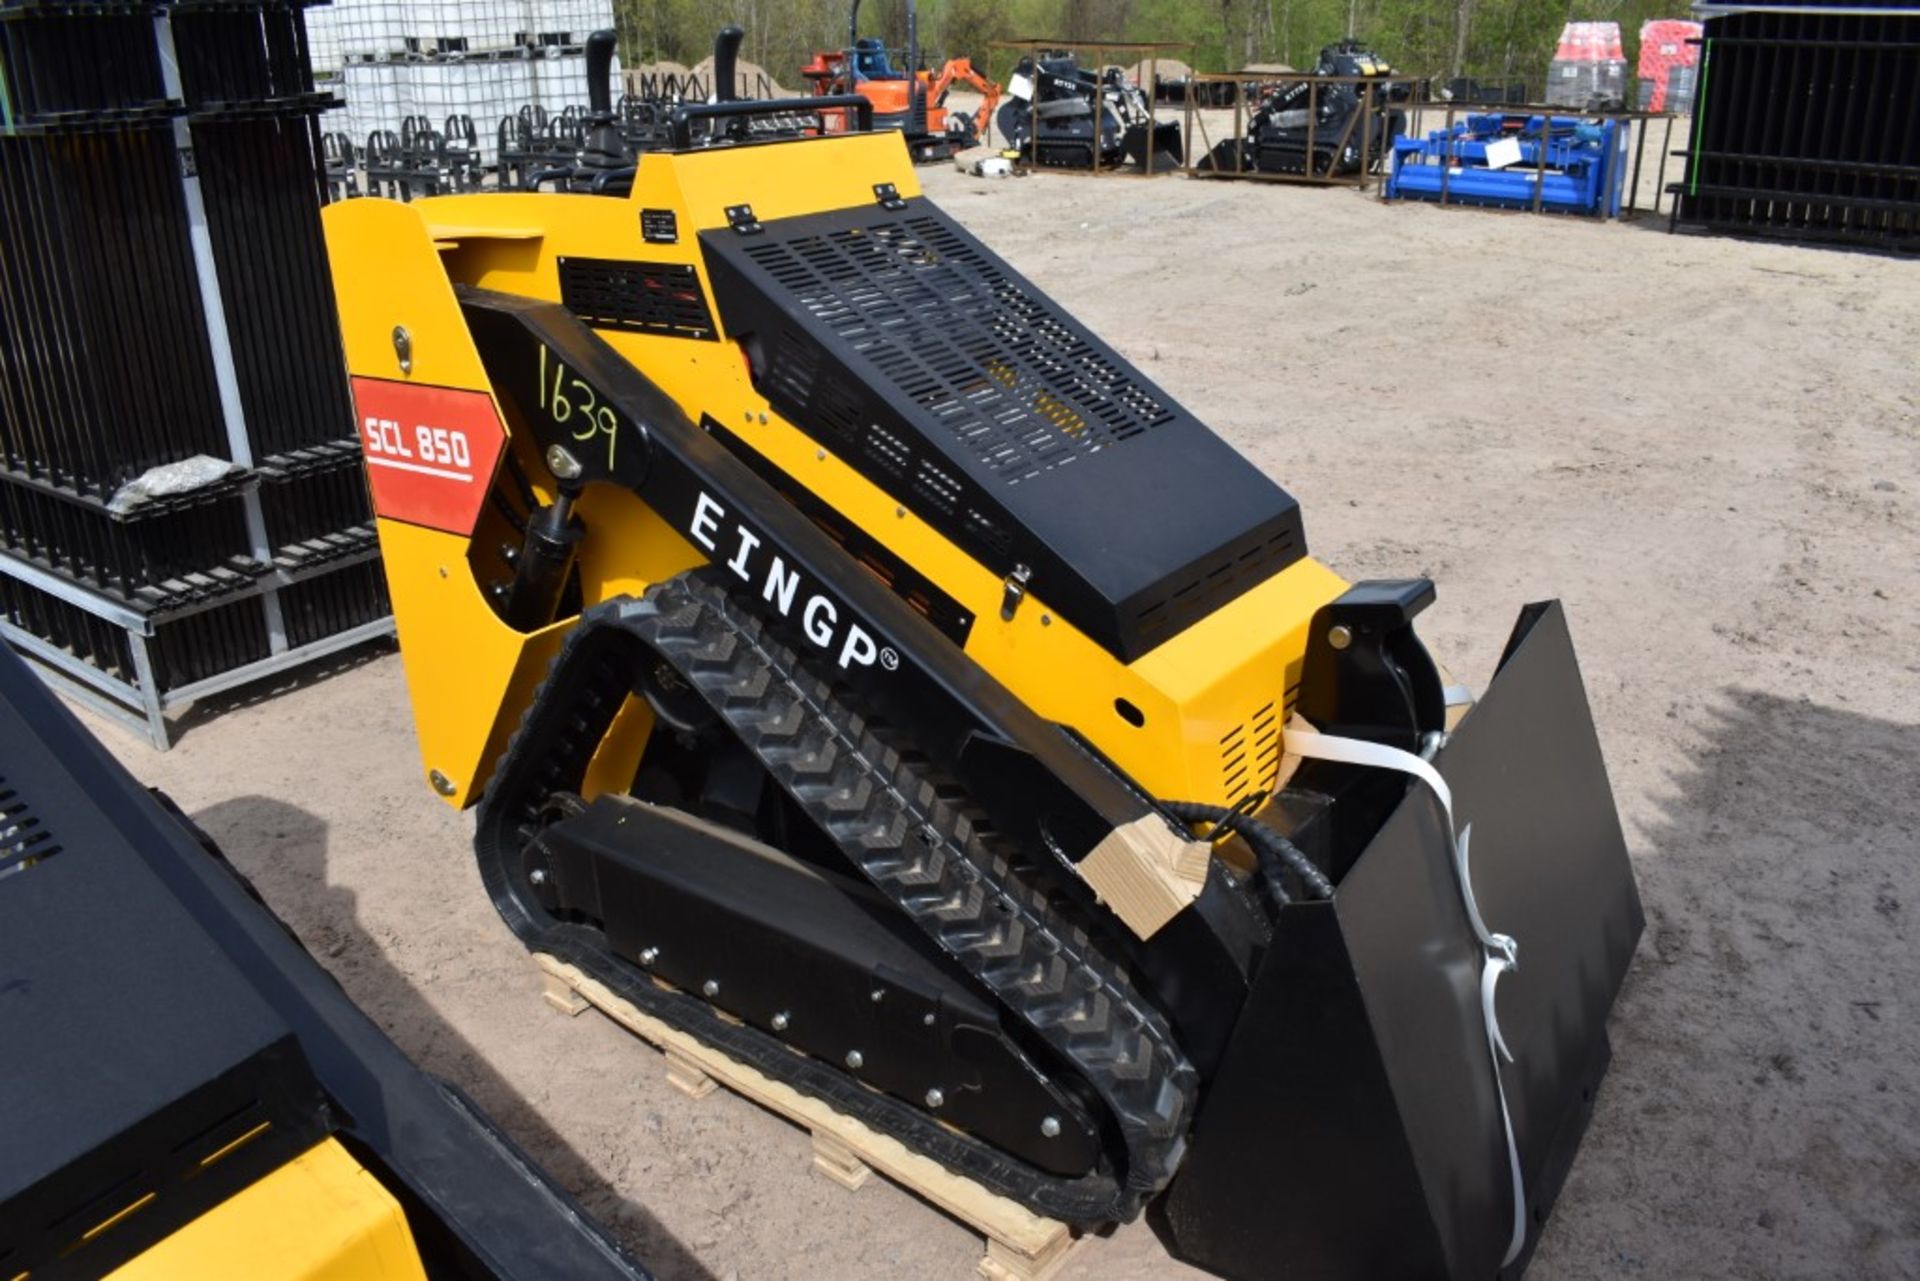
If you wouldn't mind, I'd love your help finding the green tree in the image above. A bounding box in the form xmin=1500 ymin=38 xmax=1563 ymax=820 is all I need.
xmin=615 ymin=0 xmax=1682 ymax=102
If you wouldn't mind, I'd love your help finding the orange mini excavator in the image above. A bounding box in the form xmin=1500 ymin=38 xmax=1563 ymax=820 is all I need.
xmin=800 ymin=0 xmax=999 ymax=162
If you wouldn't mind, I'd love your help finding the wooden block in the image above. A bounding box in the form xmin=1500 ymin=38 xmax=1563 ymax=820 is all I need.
xmin=978 ymin=1228 xmax=1080 ymax=1281
xmin=664 ymin=1046 xmax=717 ymax=1100
xmin=531 ymin=954 xmax=1074 ymax=1276
xmin=1076 ymin=814 xmax=1211 ymax=940
xmin=541 ymin=968 xmax=591 ymax=1016
xmin=1437 ymin=662 xmax=1476 ymax=733
xmin=811 ymin=1131 xmax=873 ymax=1191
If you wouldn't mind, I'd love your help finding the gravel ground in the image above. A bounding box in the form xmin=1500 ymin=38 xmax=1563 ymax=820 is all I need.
xmin=80 ymin=155 xmax=1920 ymax=1280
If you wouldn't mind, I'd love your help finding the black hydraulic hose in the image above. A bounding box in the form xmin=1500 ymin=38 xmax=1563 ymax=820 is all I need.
xmin=1163 ymin=800 xmax=1290 ymax=915
xmin=1164 ymin=800 xmax=1336 ymax=902
xmin=589 ymin=166 xmax=635 ymax=193
xmin=523 ymin=165 xmax=574 ymax=190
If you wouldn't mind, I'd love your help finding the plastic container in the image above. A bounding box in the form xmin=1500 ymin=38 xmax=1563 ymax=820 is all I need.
xmin=1636 ymin=19 xmax=1702 ymax=113
xmin=1546 ymin=21 xmax=1627 ymax=109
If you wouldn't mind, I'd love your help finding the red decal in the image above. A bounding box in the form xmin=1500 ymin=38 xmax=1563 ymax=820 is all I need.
xmin=350 ymin=377 xmax=507 ymax=536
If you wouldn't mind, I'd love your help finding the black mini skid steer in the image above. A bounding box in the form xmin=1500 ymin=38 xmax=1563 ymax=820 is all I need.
xmin=322 ymin=27 xmax=1641 ymax=1280
xmin=1201 ymin=40 xmax=1409 ymax=178
xmin=996 ymin=50 xmax=1183 ymax=171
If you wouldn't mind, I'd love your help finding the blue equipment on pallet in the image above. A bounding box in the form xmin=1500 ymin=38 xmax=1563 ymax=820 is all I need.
xmin=1386 ymin=113 xmax=1628 ymax=216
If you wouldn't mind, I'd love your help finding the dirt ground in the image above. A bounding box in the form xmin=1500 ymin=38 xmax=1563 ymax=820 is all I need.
xmin=79 ymin=156 xmax=1919 ymax=1280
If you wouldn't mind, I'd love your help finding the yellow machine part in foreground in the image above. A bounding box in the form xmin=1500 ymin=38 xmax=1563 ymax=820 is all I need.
xmin=104 ymin=1139 xmax=428 ymax=1281
xmin=322 ymin=131 xmax=1347 ymax=814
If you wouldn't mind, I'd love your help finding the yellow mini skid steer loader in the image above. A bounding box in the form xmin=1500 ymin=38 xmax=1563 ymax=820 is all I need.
xmin=322 ymin=28 xmax=1641 ymax=1280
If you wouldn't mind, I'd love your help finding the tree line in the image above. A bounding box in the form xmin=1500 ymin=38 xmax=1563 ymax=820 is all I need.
xmin=613 ymin=0 xmax=1689 ymax=95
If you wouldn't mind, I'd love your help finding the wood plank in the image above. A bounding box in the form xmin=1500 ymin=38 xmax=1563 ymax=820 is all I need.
xmin=663 ymin=1046 xmax=717 ymax=1100
xmin=810 ymin=1131 xmax=873 ymax=1191
xmin=532 ymin=953 xmax=1076 ymax=1279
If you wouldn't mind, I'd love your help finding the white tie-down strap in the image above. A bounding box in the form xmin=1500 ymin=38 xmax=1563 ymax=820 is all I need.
xmin=1285 ymin=728 xmax=1528 ymax=1267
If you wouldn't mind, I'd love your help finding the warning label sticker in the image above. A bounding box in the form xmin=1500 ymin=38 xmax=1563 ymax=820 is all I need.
xmin=349 ymin=377 xmax=507 ymax=536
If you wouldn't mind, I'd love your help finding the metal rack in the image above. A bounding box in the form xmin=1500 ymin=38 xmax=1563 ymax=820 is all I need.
xmin=1382 ymin=99 xmax=1681 ymax=219
xmin=1181 ymin=71 xmax=1420 ymax=188
xmin=0 ymin=1 xmax=393 ymax=748
xmin=988 ymin=40 xmax=1190 ymax=177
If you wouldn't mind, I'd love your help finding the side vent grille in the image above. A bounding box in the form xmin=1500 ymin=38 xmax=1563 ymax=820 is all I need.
xmin=1131 ymin=526 xmax=1300 ymax=655
xmin=763 ymin=323 xmax=1016 ymax=558
xmin=557 ymin=257 xmax=717 ymax=339
xmin=1 ymin=776 xmax=61 ymax=880
xmin=1220 ymin=699 xmax=1286 ymax=806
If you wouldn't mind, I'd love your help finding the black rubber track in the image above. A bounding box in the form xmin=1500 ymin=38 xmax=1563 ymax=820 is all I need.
xmin=475 ymin=572 xmax=1198 ymax=1222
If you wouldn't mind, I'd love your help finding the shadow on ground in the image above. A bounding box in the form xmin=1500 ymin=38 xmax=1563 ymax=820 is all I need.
xmin=163 ymin=637 xmax=397 ymax=747
xmin=1558 ymin=688 xmax=1920 ymax=1278
xmin=191 ymin=794 xmax=714 ymax=1281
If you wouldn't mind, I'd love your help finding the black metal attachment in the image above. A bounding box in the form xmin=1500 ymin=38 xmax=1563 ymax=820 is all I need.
xmin=1156 ymin=601 xmax=1643 ymax=1281
xmin=532 ymin=795 xmax=1104 ymax=1175
xmin=1000 ymin=563 xmax=1032 ymax=621
xmin=668 ymin=95 xmax=874 ymax=152
xmin=725 ymin=203 xmax=764 ymax=235
xmin=874 ymin=181 xmax=907 ymax=210
xmin=366 ymin=118 xmax=488 ymax=198
xmin=1296 ymin=578 xmax=1445 ymax=753
xmin=0 ymin=649 xmax=647 ymax=1280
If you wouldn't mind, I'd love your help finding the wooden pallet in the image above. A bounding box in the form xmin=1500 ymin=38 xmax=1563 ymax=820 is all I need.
xmin=534 ymin=954 xmax=1080 ymax=1281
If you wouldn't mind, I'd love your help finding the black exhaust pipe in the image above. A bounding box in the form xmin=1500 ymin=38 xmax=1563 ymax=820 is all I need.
xmin=713 ymin=25 xmax=743 ymax=104
xmin=585 ymin=28 xmax=615 ymax=118
xmin=577 ymin=29 xmax=630 ymax=184
xmin=906 ymin=0 xmax=925 ymax=135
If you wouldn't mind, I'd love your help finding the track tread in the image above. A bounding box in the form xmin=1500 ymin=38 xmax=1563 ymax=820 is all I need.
xmin=474 ymin=573 xmax=1200 ymax=1219
xmin=629 ymin=575 xmax=1196 ymax=1199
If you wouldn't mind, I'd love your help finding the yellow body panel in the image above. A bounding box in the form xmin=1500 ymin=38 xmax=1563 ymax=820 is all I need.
xmin=107 ymin=1139 xmax=428 ymax=1281
xmin=324 ymin=199 xmax=701 ymax=804
xmin=600 ymin=338 xmax=1348 ymax=802
xmin=322 ymin=130 xmax=1347 ymax=810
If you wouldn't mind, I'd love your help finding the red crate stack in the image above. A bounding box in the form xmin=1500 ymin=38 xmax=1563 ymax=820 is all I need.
xmin=1638 ymin=20 xmax=1703 ymax=112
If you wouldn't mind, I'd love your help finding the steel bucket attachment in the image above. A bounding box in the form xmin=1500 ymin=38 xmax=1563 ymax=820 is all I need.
xmin=1154 ymin=600 xmax=1643 ymax=1280
xmin=1124 ymin=120 xmax=1184 ymax=170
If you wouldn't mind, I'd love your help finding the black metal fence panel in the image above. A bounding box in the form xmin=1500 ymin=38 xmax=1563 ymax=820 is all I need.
xmin=1678 ymin=8 xmax=1920 ymax=251
xmin=0 ymin=2 xmax=389 ymax=742
xmin=0 ymin=121 xmax=231 ymax=497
